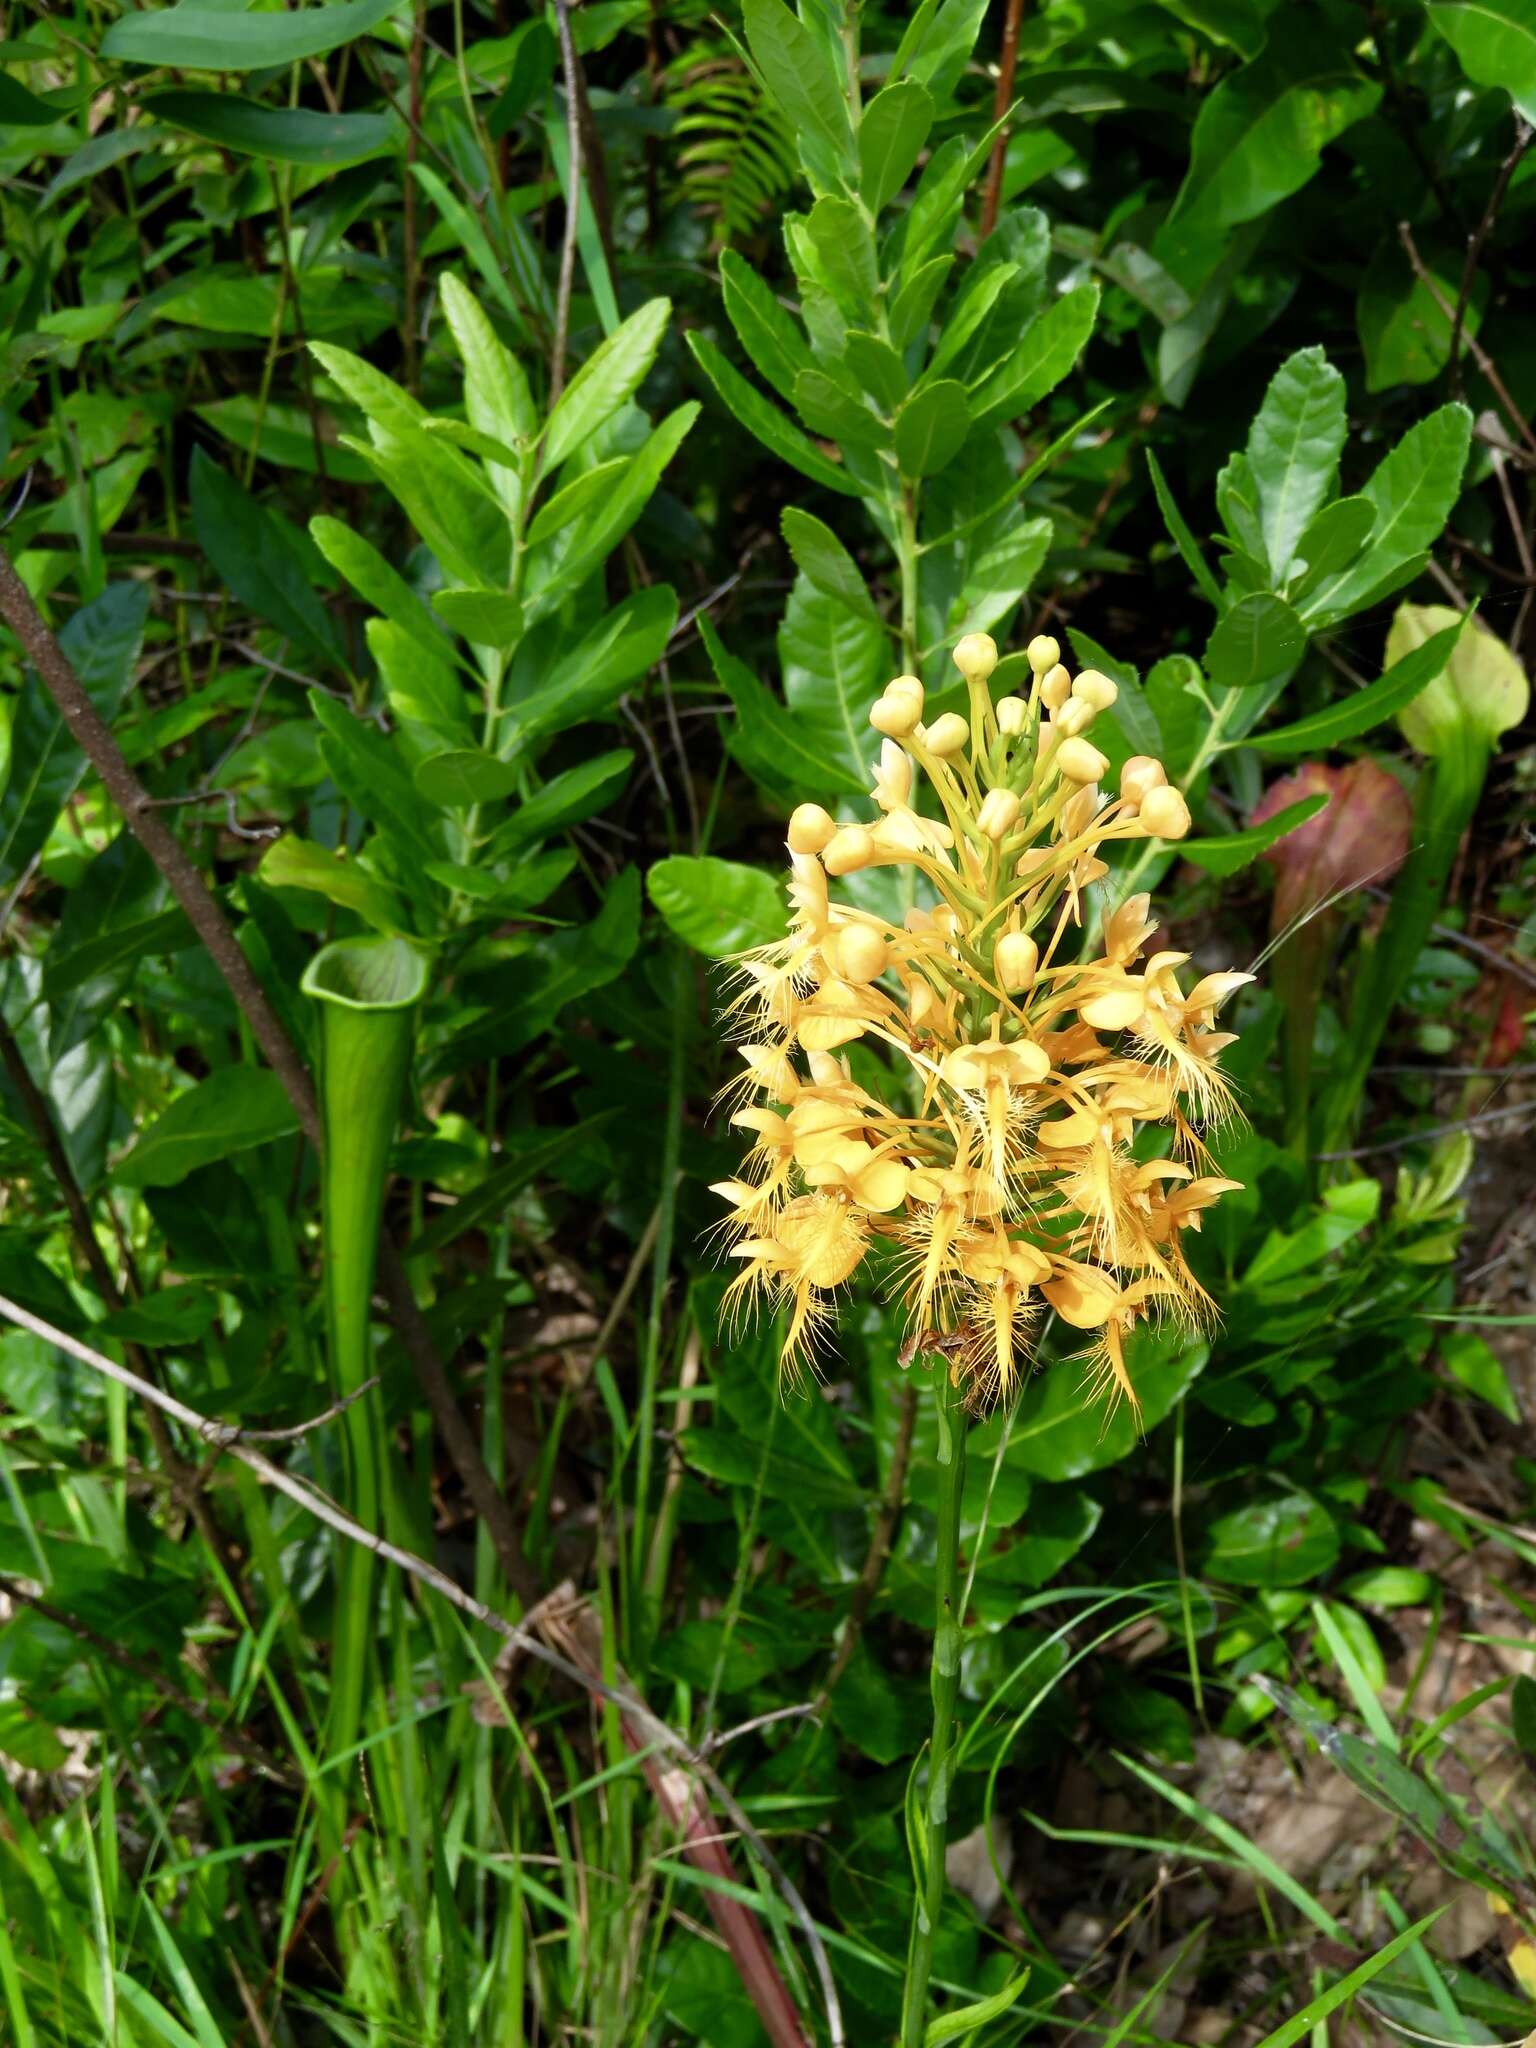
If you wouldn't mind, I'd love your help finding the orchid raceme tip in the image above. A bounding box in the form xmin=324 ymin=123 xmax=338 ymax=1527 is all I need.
xmin=712 ymin=631 xmax=1250 ymax=1417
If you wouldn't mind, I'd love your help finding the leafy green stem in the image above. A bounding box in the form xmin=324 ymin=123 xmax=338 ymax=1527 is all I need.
xmin=897 ymin=483 xmax=920 ymax=673
xmin=900 ymin=1363 xmax=968 ymax=2046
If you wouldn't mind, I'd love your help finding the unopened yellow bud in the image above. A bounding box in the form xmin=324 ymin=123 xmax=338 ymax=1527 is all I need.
xmin=1027 ymin=634 xmax=1060 ymax=676
xmin=877 ymin=738 xmax=912 ymax=806
xmin=1139 ymin=785 xmax=1191 ymax=840
xmin=994 ymin=930 xmax=1039 ymax=991
xmin=870 ymin=692 xmax=921 ymax=738
xmin=923 ymin=712 xmax=970 ymax=758
xmin=1120 ymin=755 xmax=1167 ymax=807
xmin=1040 ymin=664 xmax=1072 ymax=711
xmin=1056 ymin=737 xmax=1109 ymax=784
xmin=977 ymin=788 xmax=1021 ymax=840
xmin=823 ymin=824 xmax=875 ymax=873
xmin=805 ymin=1049 xmax=847 ymax=1087
xmin=996 ymin=695 xmax=1027 ymax=735
xmin=952 ymin=632 xmax=998 ymax=684
xmin=908 ymin=979 xmax=940 ymax=1028
xmin=787 ymin=803 xmax=836 ymax=854
xmin=1072 ymin=669 xmax=1118 ymax=710
xmin=834 ymin=923 xmax=887 ymax=982
xmin=887 ymin=673 xmax=923 ymax=708
xmin=1055 ymin=698 xmax=1096 ymax=737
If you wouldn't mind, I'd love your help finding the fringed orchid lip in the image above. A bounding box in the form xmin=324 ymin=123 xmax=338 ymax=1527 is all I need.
xmin=711 ymin=630 xmax=1251 ymax=1413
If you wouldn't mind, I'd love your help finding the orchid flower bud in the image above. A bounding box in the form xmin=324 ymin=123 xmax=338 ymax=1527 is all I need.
xmin=1072 ymin=669 xmax=1118 ymax=710
xmin=1120 ymin=755 xmax=1167 ymax=807
xmin=1139 ymin=785 xmax=1191 ymax=839
xmin=994 ymin=930 xmax=1039 ymax=991
xmin=923 ymin=713 xmax=970 ymax=758
xmin=834 ymin=923 xmax=887 ymax=983
xmin=823 ymin=823 xmax=875 ymax=873
xmin=787 ymin=803 xmax=836 ymax=854
xmin=871 ymin=692 xmax=921 ymax=738
xmin=1056 ymin=737 xmax=1109 ymax=784
xmin=1055 ymin=698 xmax=1096 ymax=737
xmin=977 ymin=788 xmax=1021 ymax=840
xmin=1040 ymin=664 xmax=1072 ymax=711
xmin=952 ymin=633 xmax=998 ymax=684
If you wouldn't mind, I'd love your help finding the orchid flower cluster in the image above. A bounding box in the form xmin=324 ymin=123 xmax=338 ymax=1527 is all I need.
xmin=713 ymin=631 xmax=1250 ymax=1415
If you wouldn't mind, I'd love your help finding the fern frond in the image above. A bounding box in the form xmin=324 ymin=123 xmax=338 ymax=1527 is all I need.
xmin=661 ymin=40 xmax=798 ymax=247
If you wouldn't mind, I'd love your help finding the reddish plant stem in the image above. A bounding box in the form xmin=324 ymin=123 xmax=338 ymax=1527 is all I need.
xmin=980 ymin=0 xmax=1025 ymax=238
xmin=403 ymin=0 xmax=425 ymax=393
xmin=541 ymin=1595 xmax=812 ymax=2048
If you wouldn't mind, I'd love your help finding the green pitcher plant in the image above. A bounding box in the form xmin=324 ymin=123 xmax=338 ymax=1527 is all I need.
xmin=303 ymin=934 xmax=430 ymax=1773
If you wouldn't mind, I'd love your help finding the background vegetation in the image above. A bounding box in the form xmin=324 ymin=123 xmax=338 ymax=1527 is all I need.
xmin=0 ymin=0 xmax=1534 ymax=2042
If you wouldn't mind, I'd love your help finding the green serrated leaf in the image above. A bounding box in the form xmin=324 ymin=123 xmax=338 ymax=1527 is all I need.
xmin=719 ymin=249 xmax=813 ymax=403
xmin=413 ymin=750 xmax=522 ymax=810
xmin=114 ymin=1071 xmax=300 ymax=1190
xmin=741 ymin=0 xmax=855 ymax=163
xmin=260 ymin=835 xmax=409 ymax=931
xmin=896 ymin=378 xmax=971 ymax=477
xmin=1306 ymin=405 xmax=1472 ymax=624
xmin=1245 ymin=346 xmax=1346 ymax=581
xmin=543 ymin=297 xmax=669 ymax=470
xmin=1180 ymin=792 xmax=1329 ymax=876
xmin=1245 ymin=617 xmax=1465 ymax=755
xmin=687 ymin=333 xmax=861 ymax=497
xmin=1204 ymin=591 xmax=1304 ymax=692
xmin=859 ymin=77 xmax=934 ymax=212
xmin=647 ymin=856 xmax=784 ymax=957
xmin=970 ymin=283 xmax=1098 ymax=424
xmin=432 ymin=589 xmax=525 ymax=650
xmin=102 ymin=0 xmax=401 ymax=70
xmin=780 ymin=508 xmax=879 ymax=619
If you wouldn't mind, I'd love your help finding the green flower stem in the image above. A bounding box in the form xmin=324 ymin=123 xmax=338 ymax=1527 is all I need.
xmin=303 ymin=934 xmax=428 ymax=1765
xmin=900 ymin=1364 xmax=968 ymax=2047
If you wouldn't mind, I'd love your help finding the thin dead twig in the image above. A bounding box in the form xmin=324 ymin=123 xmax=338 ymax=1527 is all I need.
xmin=1315 ymin=1098 xmax=1533 ymax=1160
xmin=1360 ymin=883 xmax=1536 ymax=995
xmin=1449 ymin=112 xmax=1534 ymax=396
xmin=235 ymin=1377 xmax=381 ymax=1443
xmin=1398 ymin=221 xmax=1536 ymax=459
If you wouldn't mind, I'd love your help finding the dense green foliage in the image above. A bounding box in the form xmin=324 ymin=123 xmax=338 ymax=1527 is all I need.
xmin=0 ymin=1 xmax=1533 ymax=2043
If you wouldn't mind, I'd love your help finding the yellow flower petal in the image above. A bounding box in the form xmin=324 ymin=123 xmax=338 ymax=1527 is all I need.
xmin=1041 ymin=1264 xmax=1119 ymax=1329
xmin=1080 ymin=987 xmax=1146 ymax=1032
